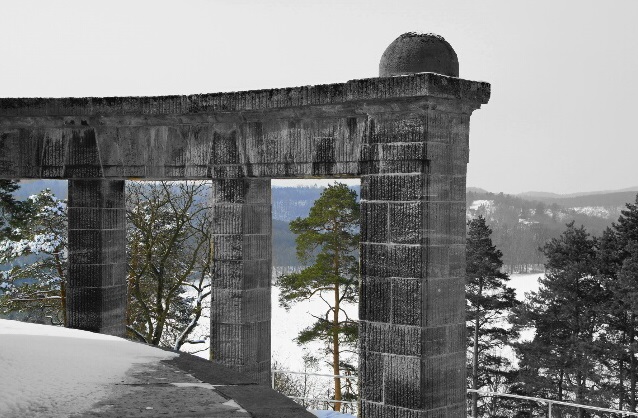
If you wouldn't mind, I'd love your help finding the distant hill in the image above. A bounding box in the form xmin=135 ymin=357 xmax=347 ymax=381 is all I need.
xmin=518 ymin=186 xmax=638 ymax=200
xmin=467 ymin=187 xmax=638 ymax=273
xmin=467 ymin=186 xmax=490 ymax=194
xmin=521 ymin=191 xmax=638 ymax=209
xmin=272 ymin=185 xmax=360 ymax=221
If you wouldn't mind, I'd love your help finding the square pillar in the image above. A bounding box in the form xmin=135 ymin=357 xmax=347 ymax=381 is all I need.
xmin=210 ymin=178 xmax=272 ymax=384
xmin=66 ymin=179 xmax=127 ymax=336
xmin=359 ymin=110 xmax=470 ymax=417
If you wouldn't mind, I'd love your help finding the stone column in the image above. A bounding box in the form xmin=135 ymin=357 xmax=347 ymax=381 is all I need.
xmin=66 ymin=179 xmax=127 ymax=336
xmin=210 ymin=178 xmax=272 ymax=384
xmin=359 ymin=109 xmax=470 ymax=417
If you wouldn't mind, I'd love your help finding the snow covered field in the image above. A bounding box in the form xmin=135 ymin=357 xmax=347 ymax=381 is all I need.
xmin=271 ymin=272 xmax=543 ymax=373
xmin=180 ymin=271 xmax=544 ymax=375
xmin=509 ymin=272 xmax=543 ymax=302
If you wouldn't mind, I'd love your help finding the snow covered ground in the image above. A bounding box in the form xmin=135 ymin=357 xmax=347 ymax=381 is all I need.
xmin=271 ymin=273 xmax=543 ymax=373
xmin=0 ymin=319 xmax=177 ymax=417
xmin=509 ymin=272 xmax=543 ymax=302
xmin=271 ymin=284 xmax=358 ymax=374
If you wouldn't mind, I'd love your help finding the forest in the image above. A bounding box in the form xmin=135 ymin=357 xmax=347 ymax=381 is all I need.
xmin=465 ymin=189 xmax=631 ymax=274
xmin=467 ymin=193 xmax=638 ymax=417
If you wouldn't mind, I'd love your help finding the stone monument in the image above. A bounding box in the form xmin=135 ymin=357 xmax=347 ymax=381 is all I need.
xmin=0 ymin=32 xmax=490 ymax=416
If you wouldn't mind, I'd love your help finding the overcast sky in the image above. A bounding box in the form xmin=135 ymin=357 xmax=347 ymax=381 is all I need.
xmin=1 ymin=0 xmax=636 ymax=194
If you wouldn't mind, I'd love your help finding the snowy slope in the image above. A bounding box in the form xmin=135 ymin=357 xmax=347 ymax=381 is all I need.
xmin=0 ymin=320 xmax=177 ymax=417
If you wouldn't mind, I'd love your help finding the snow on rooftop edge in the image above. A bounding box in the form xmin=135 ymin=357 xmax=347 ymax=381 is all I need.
xmin=0 ymin=319 xmax=177 ymax=417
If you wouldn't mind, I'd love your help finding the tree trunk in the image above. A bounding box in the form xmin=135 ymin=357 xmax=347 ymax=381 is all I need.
xmin=577 ymin=371 xmax=585 ymax=418
xmin=333 ymin=282 xmax=342 ymax=412
xmin=54 ymin=252 xmax=66 ymax=326
xmin=60 ymin=280 xmax=67 ymax=326
xmin=619 ymin=356 xmax=625 ymax=411
xmin=557 ymin=369 xmax=564 ymax=418
xmin=472 ymin=281 xmax=483 ymax=418
xmin=631 ymin=313 xmax=636 ymax=412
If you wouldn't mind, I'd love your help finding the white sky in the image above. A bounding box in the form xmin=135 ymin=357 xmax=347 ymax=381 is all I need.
xmin=1 ymin=0 xmax=637 ymax=194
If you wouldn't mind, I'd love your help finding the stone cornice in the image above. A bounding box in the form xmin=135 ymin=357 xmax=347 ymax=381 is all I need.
xmin=0 ymin=73 xmax=490 ymax=117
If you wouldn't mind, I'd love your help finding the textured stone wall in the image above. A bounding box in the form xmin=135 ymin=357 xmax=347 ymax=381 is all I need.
xmin=67 ymin=179 xmax=126 ymax=336
xmin=210 ymin=178 xmax=272 ymax=384
xmin=0 ymin=73 xmax=489 ymax=181
xmin=359 ymin=108 xmax=469 ymax=417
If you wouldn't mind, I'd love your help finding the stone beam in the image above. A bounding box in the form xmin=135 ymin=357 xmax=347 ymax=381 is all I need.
xmin=0 ymin=73 xmax=489 ymax=181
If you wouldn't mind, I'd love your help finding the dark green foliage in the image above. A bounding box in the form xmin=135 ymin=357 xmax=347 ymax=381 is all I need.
xmin=0 ymin=180 xmax=25 ymax=240
xmin=512 ymin=222 xmax=609 ymax=416
xmin=596 ymin=195 xmax=638 ymax=412
xmin=272 ymin=219 xmax=301 ymax=267
xmin=275 ymin=183 xmax=359 ymax=411
xmin=466 ymin=216 xmax=519 ymax=417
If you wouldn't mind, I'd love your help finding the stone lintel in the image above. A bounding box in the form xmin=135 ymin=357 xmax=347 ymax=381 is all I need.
xmin=0 ymin=73 xmax=489 ymax=118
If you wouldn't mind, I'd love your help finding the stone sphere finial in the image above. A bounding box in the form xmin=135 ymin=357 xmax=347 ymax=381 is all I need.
xmin=379 ymin=32 xmax=459 ymax=78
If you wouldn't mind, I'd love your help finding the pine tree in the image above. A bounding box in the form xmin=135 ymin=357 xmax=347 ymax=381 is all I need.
xmin=466 ymin=216 xmax=519 ymax=417
xmin=618 ymin=242 xmax=638 ymax=411
xmin=276 ymin=183 xmax=359 ymax=412
xmin=513 ymin=222 xmax=606 ymax=417
xmin=597 ymin=194 xmax=638 ymax=411
xmin=0 ymin=180 xmax=24 ymax=240
xmin=0 ymin=189 xmax=68 ymax=325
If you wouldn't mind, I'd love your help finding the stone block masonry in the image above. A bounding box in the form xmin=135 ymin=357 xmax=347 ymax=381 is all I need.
xmin=0 ymin=33 xmax=490 ymax=417
xmin=359 ymin=108 xmax=469 ymax=417
xmin=210 ymin=178 xmax=272 ymax=385
xmin=67 ymin=179 xmax=126 ymax=336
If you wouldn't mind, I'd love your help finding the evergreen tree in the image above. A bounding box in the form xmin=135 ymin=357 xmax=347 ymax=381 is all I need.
xmin=617 ymin=242 xmax=638 ymax=411
xmin=466 ymin=216 xmax=519 ymax=417
xmin=0 ymin=180 xmax=25 ymax=240
xmin=276 ymin=183 xmax=359 ymax=412
xmin=513 ymin=222 xmax=606 ymax=417
xmin=597 ymin=194 xmax=638 ymax=411
xmin=0 ymin=189 xmax=68 ymax=325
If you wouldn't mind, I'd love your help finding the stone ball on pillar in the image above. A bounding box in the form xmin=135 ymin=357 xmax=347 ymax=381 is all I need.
xmin=379 ymin=32 xmax=459 ymax=77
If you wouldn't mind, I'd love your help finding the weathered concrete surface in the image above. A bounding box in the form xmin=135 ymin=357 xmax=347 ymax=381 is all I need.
xmin=210 ymin=178 xmax=272 ymax=384
xmin=0 ymin=73 xmax=488 ymax=181
xmin=77 ymin=346 xmax=313 ymax=418
xmin=67 ymin=179 xmax=126 ymax=336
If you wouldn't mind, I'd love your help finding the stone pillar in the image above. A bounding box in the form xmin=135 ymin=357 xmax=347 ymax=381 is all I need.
xmin=66 ymin=179 xmax=127 ymax=336
xmin=210 ymin=178 xmax=272 ymax=384
xmin=359 ymin=109 xmax=470 ymax=417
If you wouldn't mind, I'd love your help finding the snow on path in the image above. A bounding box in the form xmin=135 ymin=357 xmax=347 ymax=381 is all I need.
xmin=310 ymin=410 xmax=357 ymax=418
xmin=0 ymin=319 xmax=177 ymax=418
